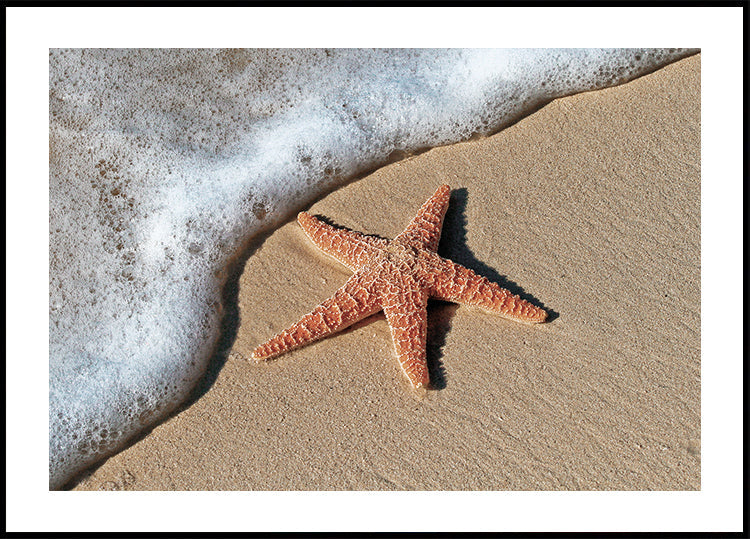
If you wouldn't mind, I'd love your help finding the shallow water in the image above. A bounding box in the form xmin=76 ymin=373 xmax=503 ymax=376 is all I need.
xmin=49 ymin=48 xmax=697 ymax=489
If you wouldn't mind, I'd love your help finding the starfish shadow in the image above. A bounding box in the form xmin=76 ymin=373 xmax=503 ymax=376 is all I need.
xmin=440 ymin=187 xmax=556 ymax=321
xmin=426 ymin=301 xmax=456 ymax=390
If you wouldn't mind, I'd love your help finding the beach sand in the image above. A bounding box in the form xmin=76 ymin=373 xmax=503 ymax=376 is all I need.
xmin=72 ymin=54 xmax=700 ymax=491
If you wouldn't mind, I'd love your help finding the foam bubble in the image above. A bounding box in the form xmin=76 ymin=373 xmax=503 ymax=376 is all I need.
xmin=49 ymin=48 xmax=697 ymax=488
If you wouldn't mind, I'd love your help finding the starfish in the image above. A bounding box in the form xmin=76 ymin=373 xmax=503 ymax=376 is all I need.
xmin=252 ymin=184 xmax=547 ymax=389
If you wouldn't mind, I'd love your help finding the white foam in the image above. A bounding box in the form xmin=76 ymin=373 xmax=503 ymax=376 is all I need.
xmin=49 ymin=48 xmax=696 ymax=488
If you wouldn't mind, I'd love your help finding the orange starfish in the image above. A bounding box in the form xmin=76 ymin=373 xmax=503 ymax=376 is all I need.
xmin=252 ymin=184 xmax=548 ymax=389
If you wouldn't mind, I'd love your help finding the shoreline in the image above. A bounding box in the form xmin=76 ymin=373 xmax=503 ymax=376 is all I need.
xmin=72 ymin=54 xmax=700 ymax=491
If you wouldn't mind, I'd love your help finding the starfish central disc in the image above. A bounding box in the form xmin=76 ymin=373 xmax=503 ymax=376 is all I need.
xmin=251 ymin=184 xmax=548 ymax=389
xmin=379 ymin=243 xmax=422 ymax=273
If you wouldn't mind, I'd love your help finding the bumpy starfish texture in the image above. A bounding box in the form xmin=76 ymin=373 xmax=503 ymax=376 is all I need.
xmin=252 ymin=184 xmax=547 ymax=389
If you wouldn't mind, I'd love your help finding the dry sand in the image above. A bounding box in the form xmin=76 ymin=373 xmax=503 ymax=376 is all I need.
xmin=73 ymin=54 xmax=700 ymax=491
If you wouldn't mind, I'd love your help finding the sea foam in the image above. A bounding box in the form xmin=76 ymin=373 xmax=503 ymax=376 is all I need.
xmin=49 ymin=48 xmax=696 ymax=488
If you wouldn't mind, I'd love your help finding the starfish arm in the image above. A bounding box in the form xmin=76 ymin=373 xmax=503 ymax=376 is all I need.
xmin=382 ymin=287 xmax=430 ymax=389
xmin=297 ymin=212 xmax=388 ymax=271
xmin=394 ymin=184 xmax=451 ymax=252
xmin=252 ymin=271 xmax=381 ymax=361
xmin=427 ymin=256 xmax=548 ymax=323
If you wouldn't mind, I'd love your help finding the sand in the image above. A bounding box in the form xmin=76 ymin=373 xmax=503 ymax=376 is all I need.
xmin=72 ymin=54 xmax=700 ymax=491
